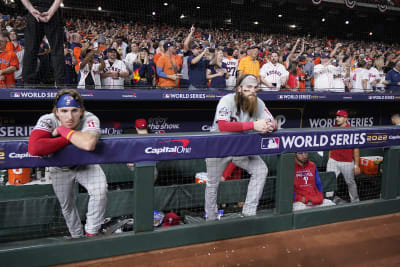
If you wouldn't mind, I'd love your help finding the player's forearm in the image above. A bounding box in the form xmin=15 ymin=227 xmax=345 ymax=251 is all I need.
xmin=218 ymin=120 xmax=254 ymax=132
xmin=119 ymin=71 xmax=129 ymax=78
xmin=69 ymin=131 xmax=99 ymax=151
xmin=28 ymin=129 xmax=69 ymax=156
xmin=48 ymin=0 xmax=63 ymax=14
xmin=21 ymin=0 xmax=36 ymax=13
xmin=353 ymin=148 xmax=360 ymax=167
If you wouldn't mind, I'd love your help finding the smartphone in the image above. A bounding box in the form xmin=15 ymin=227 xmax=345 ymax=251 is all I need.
xmin=208 ymin=48 xmax=215 ymax=53
xmin=93 ymin=42 xmax=99 ymax=50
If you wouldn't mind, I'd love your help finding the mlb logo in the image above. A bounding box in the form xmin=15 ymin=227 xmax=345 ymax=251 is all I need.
xmin=164 ymin=94 xmax=171 ymax=99
xmin=279 ymin=95 xmax=284 ymax=99
xmin=261 ymin=137 xmax=280 ymax=150
xmin=11 ymin=92 xmax=20 ymax=98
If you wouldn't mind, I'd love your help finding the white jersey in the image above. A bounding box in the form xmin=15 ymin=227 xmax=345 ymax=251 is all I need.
xmin=102 ymin=59 xmax=128 ymax=89
xmin=210 ymin=93 xmax=274 ymax=133
xmin=367 ymin=67 xmax=380 ymax=91
xmin=313 ymin=64 xmax=335 ymax=91
xmin=77 ymin=62 xmax=102 ymax=89
xmin=350 ymin=68 xmax=369 ymax=92
xmin=124 ymin=52 xmax=138 ymax=81
xmin=331 ymin=65 xmax=346 ymax=92
xmin=259 ymin=62 xmax=289 ymax=91
xmin=222 ymin=56 xmax=238 ymax=90
xmin=33 ymin=111 xmax=101 ymax=135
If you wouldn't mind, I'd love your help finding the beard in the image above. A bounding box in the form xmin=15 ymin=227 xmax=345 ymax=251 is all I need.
xmin=235 ymin=93 xmax=258 ymax=117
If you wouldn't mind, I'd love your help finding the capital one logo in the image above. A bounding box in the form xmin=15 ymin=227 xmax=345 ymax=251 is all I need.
xmin=145 ymin=139 xmax=192 ymax=155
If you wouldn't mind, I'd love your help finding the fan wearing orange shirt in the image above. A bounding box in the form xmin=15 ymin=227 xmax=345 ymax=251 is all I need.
xmin=0 ymin=33 xmax=19 ymax=88
xmin=156 ymin=42 xmax=182 ymax=88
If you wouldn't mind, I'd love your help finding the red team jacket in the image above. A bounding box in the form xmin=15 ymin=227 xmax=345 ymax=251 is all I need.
xmin=293 ymin=160 xmax=324 ymax=205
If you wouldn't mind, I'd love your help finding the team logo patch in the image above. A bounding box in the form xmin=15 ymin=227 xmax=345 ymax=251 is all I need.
xmin=261 ymin=137 xmax=280 ymax=150
xmin=217 ymin=107 xmax=230 ymax=120
xmin=38 ymin=119 xmax=52 ymax=129
xmin=64 ymin=95 xmax=74 ymax=106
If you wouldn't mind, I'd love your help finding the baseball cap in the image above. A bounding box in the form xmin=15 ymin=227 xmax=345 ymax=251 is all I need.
xmin=162 ymin=212 xmax=180 ymax=227
xmin=139 ymin=47 xmax=149 ymax=53
xmin=248 ymin=45 xmax=259 ymax=50
xmin=135 ymin=119 xmax=147 ymax=129
xmin=191 ymin=43 xmax=200 ymax=49
xmin=107 ymin=48 xmax=118 ymax=54
xmin=321 ymin=52 xmax=330 ymax=59
xmin=163 ymin=41 xmax=175 ymax=51
xmin=336 ymin=110 xmax=348 ymax=118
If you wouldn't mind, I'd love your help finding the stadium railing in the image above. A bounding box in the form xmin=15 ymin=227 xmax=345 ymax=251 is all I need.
xmin=0 ymin=127 xmax=400 ymax=266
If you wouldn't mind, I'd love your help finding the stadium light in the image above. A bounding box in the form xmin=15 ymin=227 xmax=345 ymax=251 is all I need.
xmin=152 ymin=11 xmax=156 ymax=15
xmin=289 ymin=24 xmax=296 ymax=28
xmin=369 ymin=32 xmax=373 ymax=36
xmin=180 ymin=14 xmax=185 ymax=19
xmin=164 ymin=2 xmax=168 ymax=6
xmin=60 ymin=2 xmax=64 ymax=7
xmin=97 ymin=6 xmax=102 ymax=11
xmin=345 ymin=20 xmax=349 ymax=24
xmin=321 ymin=18 xmax=326 ymax=22
xmin=196 ymin=6 xmax=200 ymax=9
xmin=278 ymin=14 xmax=283 ymax=18
xmin=254 ymin=21 xmax=259 ymax=25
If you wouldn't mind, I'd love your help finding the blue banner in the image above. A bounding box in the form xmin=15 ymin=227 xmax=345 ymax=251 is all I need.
xmin=0 ymin=127 xmax=399 ymax=169
xmin=2 ymin=88 xmax=400 ymax=102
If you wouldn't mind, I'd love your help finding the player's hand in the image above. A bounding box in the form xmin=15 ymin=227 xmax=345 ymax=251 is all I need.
xmin=265 ymin=120 xmax=276 ymax=133
xmin=52 ymin=128 xmax=60 ymax=137
xmin=354 ymin=165 xmax=361 ymax=176
xmin=30 ymin=8 xmax=42 ymax=22
xmin=254 ymin=119 xmax=269 ymax=134
xmin=190 ymin=25 xmax=195 ymax=34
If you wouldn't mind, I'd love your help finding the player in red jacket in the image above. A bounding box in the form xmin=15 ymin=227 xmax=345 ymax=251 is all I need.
xmin=293 ymin=152 xmax=335 ymax=211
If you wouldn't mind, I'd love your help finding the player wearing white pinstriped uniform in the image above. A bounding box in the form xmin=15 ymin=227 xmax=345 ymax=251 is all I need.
xmin=259 ymin=52 xmax=289 ymax=91
xmin=205 ymin=74 xmax=277 ymax=220
xmin=28 ymin=89 xmax=107 ymax=238
xmin=314 ymin=53 xmax=335 ymax=92
xmin=101 ymin=48 xmax=129 ymax=89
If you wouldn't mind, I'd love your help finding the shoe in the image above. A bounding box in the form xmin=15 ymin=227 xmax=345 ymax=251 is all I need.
xmin=86 ymin=232 xmax=98 ymax=237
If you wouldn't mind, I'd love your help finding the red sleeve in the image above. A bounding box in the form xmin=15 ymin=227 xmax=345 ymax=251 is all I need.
xmin=222 ymin=162 xmax=237 ymax=178
xmin=28 ymin=129 xmax=70 ymax=156
xmin=218 ymin=120 xmax=254 ymax=132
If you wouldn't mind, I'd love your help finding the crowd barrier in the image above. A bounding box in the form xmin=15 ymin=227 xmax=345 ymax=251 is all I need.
xmin=1 ymin=88 xmax=400 ymax=102
xmin=0 ymin=127 xmax=400 ymax=266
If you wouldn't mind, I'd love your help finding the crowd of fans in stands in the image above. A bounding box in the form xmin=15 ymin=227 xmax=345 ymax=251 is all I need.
xmin=1 ymin=13 xmax=400 ymax=92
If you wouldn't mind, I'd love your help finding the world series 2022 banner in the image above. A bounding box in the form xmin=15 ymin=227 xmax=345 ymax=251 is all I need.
xmin=1 ymin=127 xmax=399 ymax=169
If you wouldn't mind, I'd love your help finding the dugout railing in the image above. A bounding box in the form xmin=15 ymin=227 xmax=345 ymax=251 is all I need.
xmin=0 ymin=127 xmax=400 ymax=266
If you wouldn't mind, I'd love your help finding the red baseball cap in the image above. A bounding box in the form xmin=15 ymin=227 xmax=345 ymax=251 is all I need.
xmin=162 ymin=212 xmax=180 ymax=227
xmin=336 ymin=110 xmax=348 ymax=118
xmin=135 ymin=118 xmax=147 ymax=129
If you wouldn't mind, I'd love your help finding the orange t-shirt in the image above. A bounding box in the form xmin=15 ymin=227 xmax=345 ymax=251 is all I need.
xmin=153 ymin=52 xmax=164 ymax=65
xmin=156 ymin=54 xmax=180 ymax=88
xmin=73 ymin=46 xmax=82 ymax=72
xmin=0 ymin=50 xmax=19 ymax=88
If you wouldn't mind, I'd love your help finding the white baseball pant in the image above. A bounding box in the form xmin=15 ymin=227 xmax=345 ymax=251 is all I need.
xmin=205 ymin=156 xmax=268 ymax=220
xmin=326 ymin=158 xmax=360 ymax=202
xmin=50 ymin=164 xmax=108 ymax=237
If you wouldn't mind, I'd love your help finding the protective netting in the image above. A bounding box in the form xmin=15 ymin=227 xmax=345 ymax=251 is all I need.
xmin=0 ymin=144 xmax=385 ymax=242
xmin=0 ymin=1 xmax=399 ymax=90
